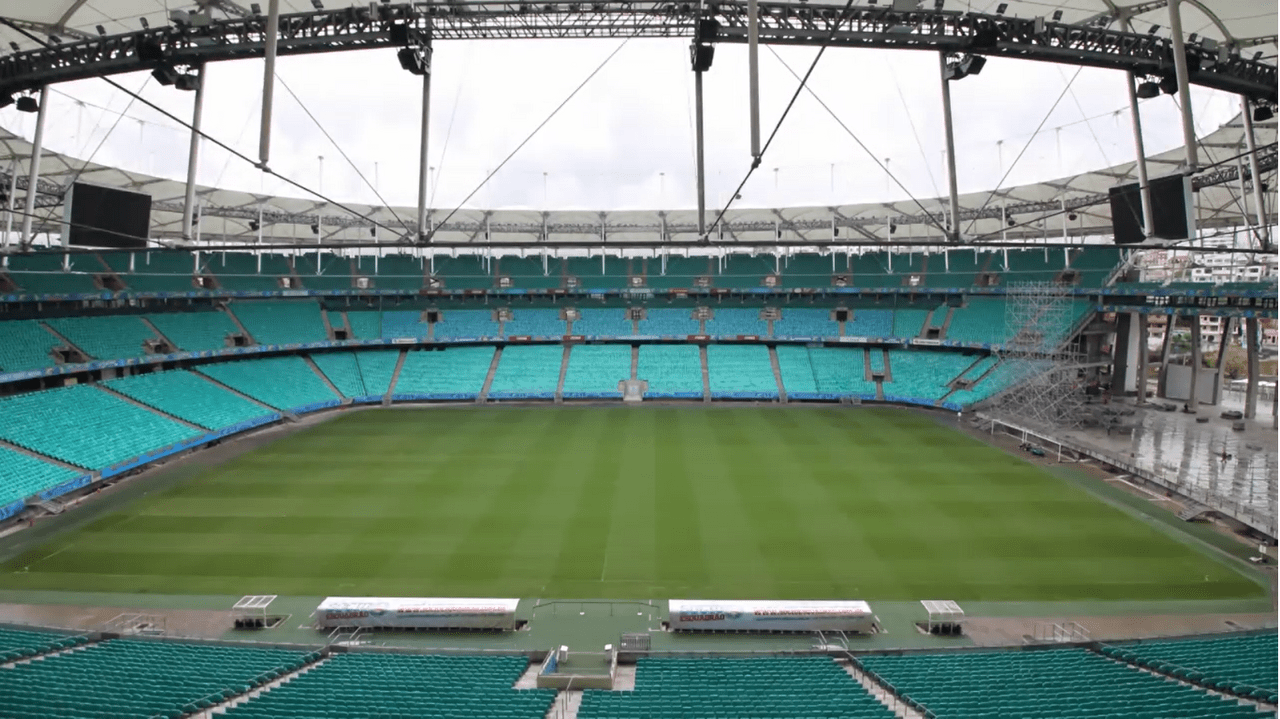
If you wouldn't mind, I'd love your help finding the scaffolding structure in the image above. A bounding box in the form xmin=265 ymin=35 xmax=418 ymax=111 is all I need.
xmin=991 ymin=282 xmax=1088 ymax=431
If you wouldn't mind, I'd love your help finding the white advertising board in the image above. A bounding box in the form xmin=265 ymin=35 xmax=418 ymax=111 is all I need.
xmin=316 ymin=597 xmax=519 ymax=630
xmin=668 ymin=599 xmax=876 ymax=633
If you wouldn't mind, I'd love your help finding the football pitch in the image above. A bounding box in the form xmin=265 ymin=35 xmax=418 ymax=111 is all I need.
xmin=0 ymin=406 xmax=1261 ymax=601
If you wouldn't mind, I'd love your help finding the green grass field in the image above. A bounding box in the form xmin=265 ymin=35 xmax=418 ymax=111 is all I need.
xmin=0 ymin=407 xmax=1262 ymax=601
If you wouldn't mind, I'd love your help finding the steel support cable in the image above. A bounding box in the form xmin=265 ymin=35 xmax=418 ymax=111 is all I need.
xmin=430 ymin=42 xmax=472 ymax=209
xmin=1179 ymin=95 xmax=1266 ymax=247
xmin=423 ymin=24 xmax=654 ymax=244
xmin=768 ymin=45 xmax=948 ymax=236
xmin=1058 ymin=66 xmax=1114 ymax=170
xmin=0 ymin=17 xmax=413 ymax=243
xmin=884 ymin=57 xmax=942 ymax=200
xmin=275 ymin=72 xmax=412 ymax=235
xmin=960 ymin=65 xmax=1083 ymax=238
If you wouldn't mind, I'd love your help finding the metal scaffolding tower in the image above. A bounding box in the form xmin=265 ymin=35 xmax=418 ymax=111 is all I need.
xmin=992 ymin=281 xmax=1088 ymax=430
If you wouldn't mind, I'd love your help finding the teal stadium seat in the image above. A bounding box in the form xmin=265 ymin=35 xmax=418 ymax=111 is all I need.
xmin=707 ymin=344 xmax=777 ymax=398
xmin=883 ymin=350 xmax=974 ymax=404
xmin=637 ymin=345 xmax=702 ymax=398
xmin=100 ymin=250 xmax=197 ymax=293
xmin=295 ymin=252 xmax=354 ymax=291
xmin=146 ymin=310 xmax=240 ymax=352
xmin=573 ymin=308 xmax=634 ymax=336
xmin=1100 ymin=632 xmax=1277 ymax=695
xmin=230 ymin=300 xmax=328 ymax=345
xmin=45 ymin=315 xmax=160 ymax=360
xmin=773 ymin=308 xmax=838 ymax=338
xmin=807 ymin=347 xmax=877 ymax=397
xmin=197 ymin=356 xmax=339 ymax=412
xmin=638 ymin=308 xmax=699 ymax=336
xmin=344 ymin=309 xmax=383 ymax=339
xmin=0 ymin=320 xmax=61 ymax=372
xmin=0 ymin=446 xmax=84 ymax=506
xmin=208 ymin=252 xmax=288 ymax=292
xmin=367 ymin=253 xmax=425 ymax=291
xmin=943 ymin=298 xmax=1009 ymax=345
xmin=488 ymin=345 xmax=563 ymax=399
xmin=503 ymin=309 xmax=567 ymax=337
xmin=381 ymin=310 xmax=432 ymax=339
xmin=105 ymin=370 xmax=277 ymax=430
xmin=562 ymin=344 xmax=630 ymax=397
xmin=5 ymin=252 xmax=101 ymax=295
xmin=394 ymin=347 xmax=494 ymax=399
xmin=434 ymin=309 xmax=499 ymax=339
xmin=705 ymin=308 xmax=767 ymax=336
xmin=434 ymin=255 xmax=490 ymax=290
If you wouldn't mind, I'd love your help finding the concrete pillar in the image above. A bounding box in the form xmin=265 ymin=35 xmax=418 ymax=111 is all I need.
xmin=1157 ymin=314 xmax=1176 ymax=399
xmin=1244 ymin=316 xmax=1259 ymax=419
xmin=1136 ymin=313 xmax=1149 ymax=403
xmin=1188 ymin=318 xmax=1202 ymax=410
xmin=1212 ymin=316 xmax=1234 ymax=405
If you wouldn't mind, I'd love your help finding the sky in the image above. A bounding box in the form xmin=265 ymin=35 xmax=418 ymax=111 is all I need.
xmin=0 ymin=37 xmax=1242 ymax=215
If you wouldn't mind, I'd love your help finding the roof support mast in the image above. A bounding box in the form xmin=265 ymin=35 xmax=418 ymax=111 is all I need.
xmin=258 ymin=0 xmax=280 ymax=168
xmin=693 ymin=8 xmax=715 ymax=240
xmin=1240 ymin=95 xmax=1270 ymax=250
xmin=19 ymin=86 xmax=49 ymax=249
xmin=938 ymin=52 xmax=961 ymax=242
xmin=1119 ymin=15 xmax=1157 ymax=239
xmin=1167 ymin=0 xmax=1199 ymax=171
xmin=747 ymin=0 xmax=761 ymax=160
xmin=2 ymin=161 xmax=17 ymax=250
xmin=183 ymin=65 xmax=207 ymax=242
xmin=417 ymin=48 xmax=432 ymax=242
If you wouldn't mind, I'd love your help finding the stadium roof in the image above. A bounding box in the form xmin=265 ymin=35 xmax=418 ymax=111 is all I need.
xmin=1 ymin=109 xmax=1271 ymax=247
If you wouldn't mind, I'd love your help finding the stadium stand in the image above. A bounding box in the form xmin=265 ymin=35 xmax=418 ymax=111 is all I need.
xmin=1070 ymin=246 xmax=1124 ymax=287
xmin=924 ymin=249 xmax=980 ymax=288
xmin=4 ymin=252 xmax=100 ymax=294
xmin=229 ymin=300 xmax=327 ymax=345
xmin=779 ymin=253 xmax=832 ymax=288
xmin=573 ymin=308 xmax=634 ymax=336
xmin=295 ymin=252 xmax=354 ymax=290
xmin=884 ymin=351 xmax=974 ymax=403
xmin=808 ymin=347 xmax=878 ymax=397
xmin=380 ymin=310 xmax=431 ymax=339
xmin=1002 ymin=248 xmax=1063 ymax=283
xmin=44 ymin=315 xmax=160 ymax=360
xmin=0 ymin=320 xmax=61 ymax=372
xmin=105 ymin=370 xmax=277 ymax=430
xmin=562 ymin=344 xmax=630 ymax=397
xmin=197 ymin=355 xmax=339 ymax=412
xmin=846 ymin=309 xmax=894 ymax=338
xmin=705 ymin=308 xmax=767 ymax=336
xmin=368 ymin=253 xmax=424 ymax=290
xmin=0 ymin=447 xmax=83 ymax=508
xmin=344 ymin=310 xmax=383 ymax=339
xmin=891 ymin=305 xmax=937 ymax=338
xmin=1099 ymin=632 xmax=1278 ymax=698
xmin=146 ymin=310 xmax=240 ymax=352
xmin=0 ymin=626 xmax=88 ymax=661
xmin=0 ymin=385 xmax=200 ymax=470
xmin=774 ymin=345 xmax=820 ymax=396
xmin=945 ymin=359 xmax=1030 ymax=406
xmin=869 ymin=349 xmax=885 ymax=375
xmin=488 ymin=345 xmax=563 ymax=398
xmin=857 ymin=647 xmax=1270 ymax=719
xmin=499 ymin=256 xmax=559 ymax=290
xmin=393 ymin=347 xmax=494 ymax=399
xmin=719 ymin=254 xmax=775 ymax=289
xmin=310 ymin=352 xmax=373 ymax=399
xmin=638 ymin=308 xmax=699 ymax=336
xmin=648 ymin=257 xmax=711 ymax=289
xmin=434 ymin=255 xmax=490 ymax=290
xmin=502 ymin=308 xmax=567 ymax=337
xmin=579 ymin=656 xmax=894 ymax=719
xmin=0 ymin=638 xmax=309 ymax=719
xmin=773 ymin=308 xmax=838 ymax=337
xmin=944 ymin=298 xmax=1008 ymax=344
xmin=707 ymin=344 xmax=778 ymax=398
xmin=124 ymin=250 xmax=199 ymax=292
xmin=207 ymin=252 xmax=286 ymax=291
xmin=355 ymin=350 xmax=401 ymax=397
xmin=223 ymin=652 xmax=555 ymax=719
xmin=637 ymin=344 xmax=703 ymax=397
xmin=433 ymin=309 xmax=499 ymax=339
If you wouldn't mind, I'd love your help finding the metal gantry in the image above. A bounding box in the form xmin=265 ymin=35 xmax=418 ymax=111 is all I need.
xmin=992 ymin=281 xmax=1089 ymax=431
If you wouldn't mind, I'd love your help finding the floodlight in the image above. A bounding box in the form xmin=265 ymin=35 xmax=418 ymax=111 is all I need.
xmin=0 ymin=94 xmax=12 ymax=109
xmin=934 ymin=0 xmax=944 ymax=9
xmin=170 ymin=9 xmax=191 ymax=26
xmin=140 ymin=17 xmax=149 ymax=29
xmin=1253 ymin=51 xmax=1264 ymax=61
xmin=888 ymin=223 xmax=897 ymax=234
xmin=96 ymin=25 xmax=106 ymax=36
xmin=369 ymin=226 xmax=377 ymax=237
xmin=1187 ymin=32 xmax=1197 ymax=43
xmin=15 ymin=95 xmax=39 ymax=113
xmin=310 ymin=222 xmax=320 ymax=234
xmin=1006 ymin=216 xmax=1016 ymax=227
xmin=1146 ymin=25 xmax=1159 ymax=34
xmin=1135 ymin=80 xmax=1160 ymax=99
xmin=397 ymin=47 xmax=426 ymax=74
xmin=250 ymin=3 xmax=262 ymax=13
xmin=1051 ymin=10 xmax=1062 ymax=21
xmin=1159 ymin=74 xmax=1179 ymax=95
xmin=8 ymin=42 xmax=18 ymax=52
xmin=1254 ymin=104 xmax=1274 ymax=123
xmin=995 ymin=3 xmax=1007 ymax=15
xmin=49 ymin=36 xmax=62 ymax=44
xmin=1068 ymin=213 xmax=1078 ymax=221
xmin=249 ymin=219 xmax=260 ymax=231
xmin=311 ymin=0 xmax=324 ymax=8
xmin=152 ymin=66 xmax=180 ymax=86
xmin=175 ymin=73 xmax=200 ymax=91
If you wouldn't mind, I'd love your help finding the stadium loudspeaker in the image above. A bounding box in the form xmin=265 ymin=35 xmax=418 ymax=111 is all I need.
xmin=690 ymin=43 xmax=714 ymax=72
xmin=1148 ymin=173 xmax=1195 ymax=241
xmin=398 ymin=47 xmax=425 ymax=75
xmin=696 ymin=18 xmax=720 ymax=43
xmin=1108 ymin=182 xmax=1146 ymax=245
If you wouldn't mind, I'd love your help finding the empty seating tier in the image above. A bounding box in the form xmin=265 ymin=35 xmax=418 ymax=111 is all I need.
xmin=433 ymin=309 xmax=499 ymax=339
xmin=563 ymin=344 xmax=631 ymax=397
xmin=774 ymin=308 xmax=837 ymax=338
xmin=637 ymin=345 xmax=703 ymax=397
xmin=224 ymin=652 xmax=554 ymax=719
xmin=45 ymin=315 xmax=159 ymax=361
xmin=344 ymin=310 xmax=383 ymax=339
xmin=294 ymin=252 xmax=354 ymax=290
xmin=0 ymin=385 xmax=200 ymax=470
xmin=858 ymin=646 xmax=1271 ymax=719
xmin=807 ymin=347 xmax=877 ymax=397
xmin=146 ymin=310 xmax=239 ymax=352
xmin=579 ymin=656 xmax=894 ymax=719
xmin=488 ymin=345 xmax=563 ymax=398
xmin=4 ymin=253 xmax=100 ymax=294
xmin=105 ymin=370 xmax=276 ymax=431
xmin=197 ymin=356 xmax=339 ymax=412
xmin=366 ymin=254 xmax=424 ymax=290
xmin=891 ymin=306 xmax=936 ymax=339
xmin=394 ymin=347 xmax=494 ymax=399
xmin=573 ymin=308 xmax=634 ymax=337
xmin=846 ymin=309 xmax=893 ymax=338
xmin=0 ymin=627 xmax=87 ymax=662
xmin=884 ymin=350 xmax=975 ymax=404
xmin=1099 ymin=632 xmax=1278 ymax=698
xmin=706 ymin=308 xmax=767 ymax=336
xmin=945 ymin=298 xmax=1009 ymax=345
xmin=707 ymin=344 xmax=777 ymax=398
xmin=775 ymin=345 xmax=819 ymax=396
xmin=207 ymin=252 xmax=287 ymax=292
xmin=638 ymin=308 xmax=699 ymax=336
xmin=311 ymin=352 xmax=370 ymax=398
xmin=0 ymin=320 xmax=60 ymax=373
xmin=118 ymin=250 xmax=197 ymax=292
xmin=502 ymin=309 xmax=567 ymax=337
xmin=0 ymin=638 xmax=308 ymax=719
xmin=356 ymin=350 xmax=401 ymax=397
xmin=380 ymin=310 xmax=431 ymax=339
xmin=230 ymin=300 xmax=327 ymax=345
xmin=0 ymin=447 xmax=83 ymax=508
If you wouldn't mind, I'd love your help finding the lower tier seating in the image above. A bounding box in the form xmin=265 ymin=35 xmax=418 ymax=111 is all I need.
xmin=146 ymin=310 xmax=240 ymax=352
xmin=225 ymin=653 xmax=554 ymax=719
xmin=579 ymin=656 xmax=894 ymax=719
xmin=884 ymin=351 xmax=974 ymax=403
xmin=310 ymin=352 xmax=373 ymax=399
xmin=707 ymin=344 xmax=777 ymax=398
xmin=0 ymin=320 xmax=60 ymax=373
xmin=0 ymin=385 xmax=201 ymax=470
xmin=105 ymin=370 xmax=276 ymax=431
xmin=344 ymin=310 xmax=383 ymax=339
xmin=1099 ymin=632 xmax=1278 ymax=698
xmin=807 ymin=347 xmax=877 ymax=397
xmin=394 ymin=347 xmax=494 ymax=399
xmin=488 ymin=345 xmax=564 ymax=398
xmin=562 ymin=344 xmax=631 ymax=397
xmin=0 ymin=627 xmax=88 ymax=662
xmin=859 ymin=646 xmax=1272 ymax=719
xmin=355 ymin=350 xmax=401 ymax=397
xmin=0 ymin=638 xmax=308 ymax=719
xmin=0 ymin=447 xmax=83 ymax=508
xmin=197 ymin=356 xmax=339 ymax=412
xmin=846 ymin=309 xmax=893 ymax=338
xmin=637 ymin=345 xmax=703 ymax=397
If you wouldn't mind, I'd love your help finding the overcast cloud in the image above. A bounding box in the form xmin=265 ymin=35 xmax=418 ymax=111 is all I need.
xmin=0 ymin=39 xmax=1239 ymax=214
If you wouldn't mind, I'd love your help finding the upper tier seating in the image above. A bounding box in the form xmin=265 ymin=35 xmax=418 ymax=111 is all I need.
xmin=1099 ymin=632 xmax=1278 ymax=697
xmin=647 ymin=257 xmax=711 ymax=289
xmin=0 ymin=385 xmax=200 ymax=470
xmin=45 ymin=315 xmax=160 ymax=360
xmin=0 ymin=446 xmax=83 ymax=507
xmin=718 ymin=255 xmax=775 ymax=289
xmin=638 ymin=308 xmax=699 ymax=336
xmin=4 ymin=252 xmax=99 ymax=294
xmin=344 ymin=310 xmax=383 ymax=339
xmin=502 ymin=309 xmax=567 ymax=337
xmin=1002 ymin=248 xmax=1063 ymax=284
xmin=1069 ymin=246 xmax=1123 ymax=287
xmin=579 ymin=656 xmax=894 ymax=719
xmin=197 ymin=356 xmax=338 ymax=411
xmin=944 ymin=298 xmax=1008 ymax=344
xmin=105 ymin=370 xmax=276 ymax=430
xmin=365 ymin=254 xmax=424 ymax=290
xmin=499 ymin=256 xmax=559 ymax=290
xmin=573 ymin=308 xmax=634 ymax=336
xmin=846 ymin=309 xmax=893 ymax=338
xmin=0 ymin=320 xmax=60 ymax=372
xmin=562 ymin=344 xmax=630 ymax=397
xmin=100 ymin=250 xmax=195 ymax=293
xmin=295 ymin=252 xmax=354 ymax=291
xmin=230 ymin=300 xmax=327 ymax=345
xmin=779 ymin=253 xmax=833 ymax=288
xmin=394 ymin=347 xmax=494 ymax=398
xmin=0 ymin=638 xmax=308 ymax=719
xmin=380 ymin=310 xmax=431 ymax=339
xmin=923 ymin=249 xmax=980 ymax=288
xmin=488 ymin=345 xmax=563 ymax=398
xmin=707 ymin=344 xmax=777 ymax=398
xmin=808 ymin=347 xmax=877 ymax=397
xmin=773 ymin=308 xmax=837 ymax=338
xmin=207 ymin=252 xmax=288 ymax=291
xmin=884 ymin=350 xmax=974 ymax=403
xmin=433 ymin=255 xmax=490 ymax=290
xmin=858 ymin=647 xmax=1270 ymax=719
xmin=146 ymin=310 xmax=239 ymax=352
xmin=637 ymin=345 xmax=703 ymax=397
xmin=566 ymin=257 xmax=629 ymax=289
xmin=434 ymin=309 xmax=499 ymax=339
xmin=224 ymin=653 xmax=554 ymax=719
xmin=705 ymin=308 xmax=767 ymax=336
xmin=0 ymin=627 xmax=88 ymax=661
